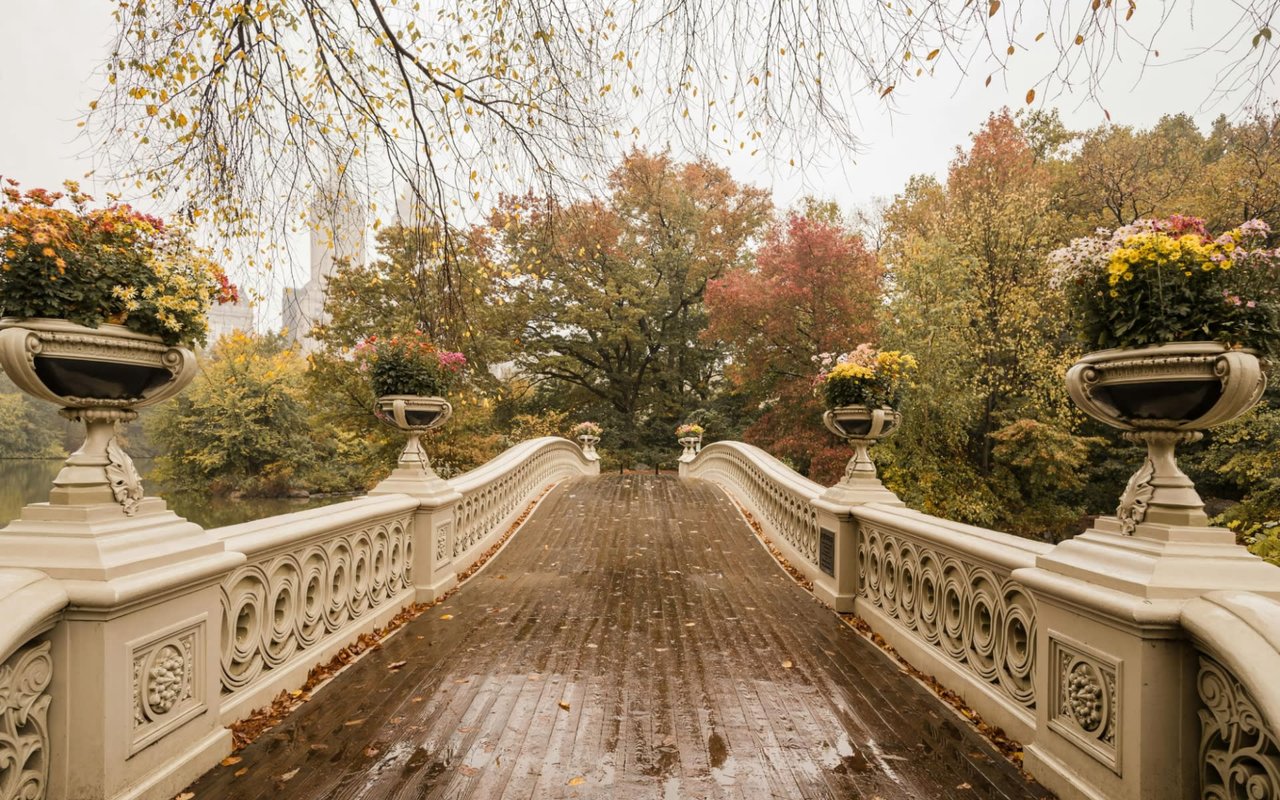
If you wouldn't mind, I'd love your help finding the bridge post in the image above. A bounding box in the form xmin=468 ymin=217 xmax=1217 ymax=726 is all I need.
xmin=1015 ymin=513 xmax=1280 ymax=800
xmin=370 ymin=462 xmax=462 ymax=602
xmin=0 ymin=494 xmax=245 ymax=800
xmin=811 ymin=488 xmax=904 ymax=613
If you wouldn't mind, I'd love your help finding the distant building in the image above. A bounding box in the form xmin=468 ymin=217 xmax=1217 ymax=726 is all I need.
xmin=281 ymin=178 xmax=367 ymax=353
xmin=205 ymin=297 xmax=255 ymax=346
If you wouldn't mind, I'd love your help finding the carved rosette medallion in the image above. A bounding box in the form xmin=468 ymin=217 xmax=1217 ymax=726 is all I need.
xmin=1198 ymin=652 xmax=1280 ymax=799
xmin=0 ymin=641 xmax=53 ymax=800
xmin=130 ymin=621 xmax=204 ymax=753
xmin=1049 ymin=634 xmax=1120 ymax=772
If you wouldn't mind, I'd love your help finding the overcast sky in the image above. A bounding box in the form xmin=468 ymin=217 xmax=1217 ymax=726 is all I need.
xmin=1 ymin=1 xmax=1272 ymax=327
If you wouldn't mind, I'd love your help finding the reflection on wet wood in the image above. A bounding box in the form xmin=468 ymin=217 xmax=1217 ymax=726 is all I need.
xmin=185 ymin=475 xmax=1052 ymax=799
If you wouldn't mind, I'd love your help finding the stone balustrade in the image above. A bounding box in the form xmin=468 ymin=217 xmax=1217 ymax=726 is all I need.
xmin=0 ymin=434 xmax=597 ymax=800
xmin=681 ymin=438 xmax=1280 ymax=800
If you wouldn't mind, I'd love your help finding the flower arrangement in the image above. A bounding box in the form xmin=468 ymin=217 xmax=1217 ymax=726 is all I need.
xmin=354 ymin=331 xmax=466 ymax=397
xmin=1049 ymin=216 xmax=1280 ymax=354
xmin=0 ymin=179 xmax=237 ymax=347
xmin=676 ymin=423 xmax=705 ymax=438
xmin=815 ymin=344 xmax=918 ymax=408
xmin=571 ymin=421 xmax=602 ymax=438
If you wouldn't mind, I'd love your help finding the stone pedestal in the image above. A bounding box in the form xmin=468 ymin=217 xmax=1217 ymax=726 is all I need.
xmin=1016 ymin=515 xmax=1280 ymax=800
xmin=0 ymin=499 xmax=244 ymax=800
xmin=371 ymin=462 xmax=462 ymax=603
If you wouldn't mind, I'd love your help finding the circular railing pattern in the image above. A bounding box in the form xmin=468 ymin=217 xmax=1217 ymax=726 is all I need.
xmin=691 ymin=450 xmax=820 ymax=565
xmin=859 ymin=523 xmax=1037 ymax=710
xmin=219 ymin=516 xmax=413 ymax=693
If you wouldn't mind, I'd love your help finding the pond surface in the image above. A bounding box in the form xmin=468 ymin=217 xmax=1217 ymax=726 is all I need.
xmin=0 ymin=458 xmax=354 ymax=530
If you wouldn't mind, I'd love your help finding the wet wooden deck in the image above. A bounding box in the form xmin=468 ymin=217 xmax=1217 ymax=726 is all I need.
xmin=186 ymin=475 xmax=1050 ymax=799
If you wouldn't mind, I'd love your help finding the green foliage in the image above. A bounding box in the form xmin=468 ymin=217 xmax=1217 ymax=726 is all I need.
xmin=147 ymin=333 xmax=329 ymax=496
xmin=989 ymin=419 xmax=1105 ymax=540
xmin=0 ymin=393 xmax=64 ymax=458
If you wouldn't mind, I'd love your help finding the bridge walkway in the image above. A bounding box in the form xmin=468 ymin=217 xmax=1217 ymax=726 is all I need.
xmin=184 ymin=475 xmax=1049 ymax=799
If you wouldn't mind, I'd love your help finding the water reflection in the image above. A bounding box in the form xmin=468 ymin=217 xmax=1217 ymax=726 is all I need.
xmin=0 ymin=458 xmax=353 ymax=529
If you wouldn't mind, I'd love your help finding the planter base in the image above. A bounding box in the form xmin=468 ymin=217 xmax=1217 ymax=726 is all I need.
xmin=1029 ymin=516 xmax=1280 ymax=601
xmin=0 ymin=499 xmax=239 ymax=587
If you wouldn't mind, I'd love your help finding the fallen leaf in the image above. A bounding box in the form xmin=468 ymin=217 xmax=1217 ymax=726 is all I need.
xmin=364 ymin=746 xmax=380 ymax=757
xmin=344 ymin=718 xmax=366 ymax=727
xmin=558 ymin=701 xmax=571 ymax=711
xmin=782 ymin=660 xmax=794 ymax=669
xmin=289 ymin=689 xmax=303 ymax=698
xmin=388 ymin=660 xmax=408 ymax=671
xmin=568 ymin=776 xmax=586 ymax=786
xmin=279 ymin=768 xmax=299 ymax=782
xmin=440 ymin=614 xmax=454 ymax=620
xmin=175 ymin=794 xmax=195 ymax=800
xmin=684 ymin=622 xmax=695 ymax=627
xmin=309 ymin=743 xmax=329 ymax=751
xmin=459 ymin=765 xmax=480 ymax=777
xmin=234 ymin=767 xmax=248 ymax=777
xmin=956 ymin=783 xmax=972 ymax=790
xmin=221 ymin=756 xmax=242 ymax=767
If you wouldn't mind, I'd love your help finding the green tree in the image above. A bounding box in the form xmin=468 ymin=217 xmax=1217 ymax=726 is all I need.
xmin=486 ymin=150 xmax=772 ymax=457
xmin=147 ymin=332 xmax=327 ymax=495
xmin=0 ymin=393 xmax=64 ymax=459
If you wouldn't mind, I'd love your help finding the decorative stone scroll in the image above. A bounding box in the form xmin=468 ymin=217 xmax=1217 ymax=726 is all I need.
xmin=1198 ymin=653 xmax=1280 ymax=800
xmin=130 ymin=620 xmax=204 ymax=753
xmin=857 ymin=523 xmax=1037 ymax=711
xmin=219 ymin=514 xmax=414 ymax=693
xmin=0 ymin=641 xmax=52 ymax=800
xmin=453 ymin=444 xmax=585 ymax=559
xmin=689 ymin=449 xmax=820 ymax=565
xmin=1048 ymin=634 xmax=1120 ymax=772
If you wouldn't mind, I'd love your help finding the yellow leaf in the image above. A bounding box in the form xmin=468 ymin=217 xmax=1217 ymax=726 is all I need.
xmin=558 ymin=700 xmax=571 ymax=711
xmin=440 ymin=613 xmax=454 ymax=620
xmin=988 ymin=0 xmax=1000 ymax=16
xmin=1025 ymin=88 xmax=1036 ymax=104
xmin=1075 ymin=34 xmax=1085 ymax=45
xmin=926 ymin=49 xmax=940 ymax=60
xmin=782 ymin=660 xmax=794 ymax=669
xmin=568 ymin=776 xmax=586 ymax=786
xmin=880 ymin=84 xmax=895 ymax=98
xmin=221 ymin=756 xmax=242 ymax=767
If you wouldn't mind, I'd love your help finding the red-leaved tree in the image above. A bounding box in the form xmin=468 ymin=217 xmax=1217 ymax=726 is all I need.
xmin=705 ymin=211 xmax=882 ymax=480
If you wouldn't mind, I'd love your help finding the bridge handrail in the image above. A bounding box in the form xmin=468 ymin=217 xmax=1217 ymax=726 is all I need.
xmin=0 ymin=568 xmax=64 ymax=800
xmin=684 ymin=441 xmax=824 ymax=571
xmin=447 ymin=436 xmax=596 ymax=564
xmin=1182 ymin=590 xmax=1280 ymax=796
xmin=209 ymin=494 xmax=420 ymax=718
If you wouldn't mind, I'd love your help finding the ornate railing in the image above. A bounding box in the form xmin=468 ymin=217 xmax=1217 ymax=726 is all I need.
xmin=1183 ymin=591 xmax=1280 ymax=799
xmin=210 ymin=494 xmax=419 ymax=713
xmin=0 ymin=569 xmax=67 ymax=800
xmin=684 ymin=442 xmax=823 ymax=569
xmin=449 ymin=437 xmax=596 ymax=568
xmin=852 ymin=505 xmax=1049 ymax=717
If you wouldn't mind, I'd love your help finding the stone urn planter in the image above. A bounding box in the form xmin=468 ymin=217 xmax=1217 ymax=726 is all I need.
xmin=375 ymin=394 xmax=452 ymax=478
xmin=577 ymin=434 xmax=600 ymax=461
xmin=0 ymin=317 xmax=196 ymax=513
xmin=822 ymin=405 xmax=902 ymax=493
xmin=1066 ymin=342 xmax=1267 ymax=532
xmin=677 ymin=435 xmax=702 ymax=463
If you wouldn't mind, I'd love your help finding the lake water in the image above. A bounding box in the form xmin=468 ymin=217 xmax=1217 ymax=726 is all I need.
xmin=0 ymin=458 xmax=354 ymax=530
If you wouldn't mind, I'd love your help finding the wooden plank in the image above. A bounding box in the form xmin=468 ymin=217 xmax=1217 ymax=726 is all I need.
xmin=183 ymin=475 xmax=1051 ymax=800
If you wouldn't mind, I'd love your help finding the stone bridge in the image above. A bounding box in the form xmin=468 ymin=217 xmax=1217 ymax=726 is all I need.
xmin=0 ymin=434 xmax=1277 ymax=800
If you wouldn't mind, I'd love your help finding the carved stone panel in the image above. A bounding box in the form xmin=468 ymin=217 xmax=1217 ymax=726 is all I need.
xmin=0 ymin=640 xmax=52 ymax=800
xmin=1048 ymin=633 xmax=1120 ymax=773
xmin=129 ymin=617 xmax=206 ymax=755
xmin=435 ymin=520 xmax=453 ymax=564
xmin=1198 ymin=652 xmax=1280 ymax=799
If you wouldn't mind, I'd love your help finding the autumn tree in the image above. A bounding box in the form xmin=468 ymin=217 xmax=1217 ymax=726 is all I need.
xmin=706 ymin=210 xmax=882 ymax=479
xmin=486 ymin=150 xmax=771 ymax=457
xmin=93 ymin=0 xmax=1280 ymax=298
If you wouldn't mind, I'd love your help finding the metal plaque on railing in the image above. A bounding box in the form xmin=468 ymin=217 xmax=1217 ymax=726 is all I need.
xmin=819 ymin=528 xmax=835 ymax=577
